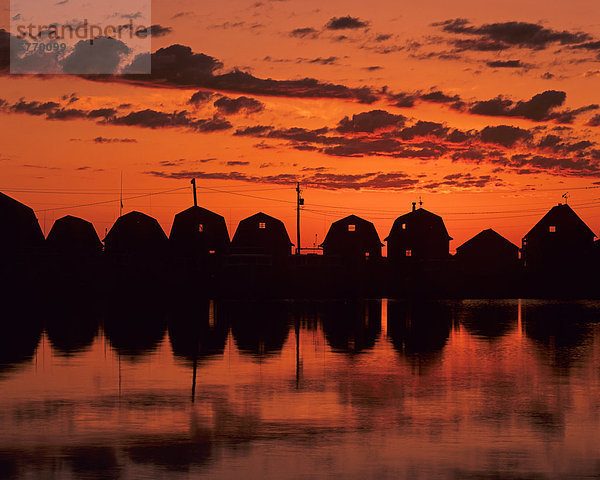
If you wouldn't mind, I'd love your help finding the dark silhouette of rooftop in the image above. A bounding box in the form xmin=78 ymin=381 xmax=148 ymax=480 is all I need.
xmin=230 ymin=212 xmax=293 ymax=260
xmin=104 ymin=211 xmax=168 ymax=257
xmin=46 ymin=215 xmax=103 ymax=255
xmin=321 ymin=215 xmax=383 ymax=262
xmin=0 ymin=192 xmax=44 ymax=258
xmin=386 ymin=206 xmax=452 ymax=262
xmin=169 ymin=206 xmax=230 ymax=257
xmin=522 ymin=203 xmax=596 ymax=271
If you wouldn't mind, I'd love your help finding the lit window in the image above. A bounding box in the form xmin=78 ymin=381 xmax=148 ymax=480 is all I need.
xmin=198 ymin=224 xmax=204 ymax=232
xmin=209 ymin=250 xmax=216 ymax=254
xmin=549 ymin=225 xmax=556 ymax=232
xmin=405 ymin=249 xmax=412 ymax=257
xmin=365 ymin=252 xmax=370 ymax=259
xmin=259 ymin=222 xmax=266 ymax=229
xmin=401 ymin=223 xmax=407 ymax=230
xmin=348 ymin=224 xmax=356 ymax=231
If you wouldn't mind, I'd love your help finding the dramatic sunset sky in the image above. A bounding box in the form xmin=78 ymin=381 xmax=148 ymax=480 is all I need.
xmin=2 ymin=0 xmax=600 ymax=251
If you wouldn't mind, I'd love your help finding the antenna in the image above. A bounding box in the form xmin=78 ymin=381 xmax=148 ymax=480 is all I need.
xmin=562 ymin=192 xmax=569 ymax=204
xmin=419 ymin=195 xmax=423 ymax=207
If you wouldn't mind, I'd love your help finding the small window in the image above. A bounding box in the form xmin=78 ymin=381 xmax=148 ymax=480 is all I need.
xmin=401 ymin=223 xmax=407 ymax=230
xmin=405 ymin=249 xmax=412 ymax=257
xmin=209 ymin=250 xmax=216 ymax=254
xmin=549 ymin=225 xmax=556 ymax=232
xmin=198 ymin=224 xmax=204 ymax=232
xmin=365 ymin=252 xmax=370 ymax=259
xmin=259 ymin=222 xmax=266 ymax=229
xmin=348 ymin=224 xmax=356 ymax=232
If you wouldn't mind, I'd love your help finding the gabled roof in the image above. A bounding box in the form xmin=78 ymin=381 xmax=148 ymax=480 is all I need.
xmin=321 ymin=214 xmax=384 ymax=247
xmin=104 ymin=211 xmax=168 ymax=245
xmin=169 ymin=205 xmax=230 ymax=243
xmin=385 ymin=208 xmax=452 ymax=241
xmin=456 ymin=228 xmax=518 ymax=254
xmin=232 ymin=212 xmax=293 ymax=246
xmin=0 ymin=191 xmax=45 ymax=247
xmin=47 ymin=215 xmax=103 ymax=251
xmin=523 ymin=204 xmax=596 ymax=239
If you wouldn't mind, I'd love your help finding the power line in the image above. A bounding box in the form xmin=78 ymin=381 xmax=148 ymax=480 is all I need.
xmin=33 ymin=186 xmax=190 ymax=213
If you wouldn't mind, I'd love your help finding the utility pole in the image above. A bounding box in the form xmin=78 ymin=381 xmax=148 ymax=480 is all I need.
xmin=191 ymin=178 xmax=198 ymax=207
xmin=296 ymin=182 xmax=303 ymax=255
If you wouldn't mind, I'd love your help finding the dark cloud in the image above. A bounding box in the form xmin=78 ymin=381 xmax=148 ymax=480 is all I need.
xmin=569 ymin=41 xmax=600 ymax=51
xmin=420 ymin=90 xmax=461 ymax=103
xmin=123 ymin=44 xmax=223 ymax=81
xmin=144 ymin=167 xmax=499 ymax=191
xmin=87 ymin=108 xmax=117 ymax=119
xmin=541 ymin=72 xmax=555 ymax=80
xmin=451 ymin=38 xmax=507 ymax=52
xmin=434 ymin=18 xmax=590 ymax=49
xmin=135 ymin=25 xmax=173 ymax=38
xmin=119 ymin=45 xmax=378 ymax=103
xmin=397 ymin=121 xmax=449 ymax=140
xmin=226 ymin=161 xmax=250 ymax=166
xmin=10 ymin=100 xmax=60 ymax=115
xmin=93 ymin=137 xmax=137 ymax=143
xmin=479 ymin=125 xmax=533 ymax=147
xmin=375 ymin=34 xmax=392 ymax=42
xmin=325 ymin=16 xmax=369 ymax=30
xmin=486 ymin=59 xmax=529 ymax=68
xmin=290 ymin=27 xmax=319 ymax=38
xmin=467 ymin=90 xmax=571 ymax=121
xmin=297 ymin=56 xmax=339 ymax=65
xmin=336 ymin=110 xmax=406 ymax=133
xmin=587 ymin=114 xmax=600 ymax=127
xmin=387 ymin=92 xmax=417 ymax=108
xmin=213 ymin=96 xmax=264 ymax=115
xmin=46 ymin=108 xmax=88 ymax=120
xmin=62 ymin=37 xmax=130 ymax=74
xmin=234 ymin=125 xmax=274 ymax=136
xmin=108 ymin=109 xmax=232 ymax=131
xmin=189 ymin=91 xmax=214 ymax=105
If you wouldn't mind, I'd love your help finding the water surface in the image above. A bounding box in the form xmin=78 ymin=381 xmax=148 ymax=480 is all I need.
xmin=2 ymin=298 xmax=600 ymax=479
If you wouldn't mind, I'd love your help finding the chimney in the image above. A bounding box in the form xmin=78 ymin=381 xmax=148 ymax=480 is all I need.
xmin=412 ymin=202 xmax=416 ymax=212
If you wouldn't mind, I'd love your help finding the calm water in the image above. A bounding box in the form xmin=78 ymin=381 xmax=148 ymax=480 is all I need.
xmin=2 ymin=298 xmax=600 ymax=479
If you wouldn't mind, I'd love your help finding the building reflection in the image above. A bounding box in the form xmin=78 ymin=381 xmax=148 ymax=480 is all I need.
xmin=102 ymin=296 xmax=168 ymax=361
xmin=321 ymin=299 xmax=382 ymax=355
xmin=226 ymin=300 xmax=290 ymax=359
xmin=455 ymin=299 xmax=518 ymax=341
xmin=523 ymin=301 xmax=599 ymax=371
xmin=168 ymin=299 xmax=229 ymax=366
xmin=387 ymin=300 xmax=451 ymax=372
xmin=45 ymin=298 xmax=100 ymax=357
xmin=0 ymin=302 xmax=43 ymax=377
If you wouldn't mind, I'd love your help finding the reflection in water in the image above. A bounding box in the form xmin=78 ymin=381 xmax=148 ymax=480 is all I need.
xmin=321 ymin=299 xmax=381 ymax=354
xmin=524 ymin=300 xmax=598 ymax=371
xmin=455 ymin=299 xmax=517 ymax=340
xmin=46 ymin=300 xmax=100 ymax=357
xmin=0 ymin=303 xmax=43 ymax=377
xmin=168 ymin=299 xmax=229 ymax=365
xmin=387 ymin=300 xmax=452 ymax=371
xmin=2 ymin=299 xmax=600 ymax=478
xmin=103 ymin=297 xmax=168 ymax=361
xmin=227 ymin=300 xmax=290 ymax=358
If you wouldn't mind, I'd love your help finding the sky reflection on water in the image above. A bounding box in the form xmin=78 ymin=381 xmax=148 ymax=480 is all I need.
xmin=1 ymin=298 xmax=600 ymax=479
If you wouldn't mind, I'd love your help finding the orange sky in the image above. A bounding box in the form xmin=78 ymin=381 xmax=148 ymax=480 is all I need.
xmin=2 ymin=0 xmax=600 ymax=251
